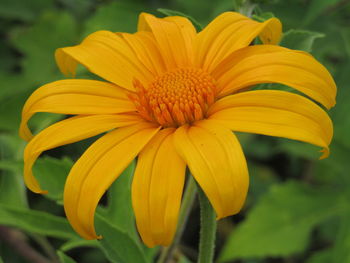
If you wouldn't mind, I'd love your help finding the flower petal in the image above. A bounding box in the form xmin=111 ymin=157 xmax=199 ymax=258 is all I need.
xmin=63 ymin=122 xmax=160 ymax=240
xmin=55 ymin=31 xmax=153 ymax=90
xmin=23 ymin=114 xmax=141 ymax=194
xmin=195 ymin=12 xmax=282 ymax=71
xmin=19 ymin=79 xmax=135 ymax=141
xmin=208 ymin=90 xmax=333 ymax=159
xmin=121 ymin=32 xmax=166 ymax=77
xmin=132 ymin=128 xmax=186 ymax=247
xmin=173 ymin=121 xmax=249 ymax=219
xmin=212 ymin=45 xmax=336 ymax=109
xmin=137 ymin=13 xmax=196 ymax=70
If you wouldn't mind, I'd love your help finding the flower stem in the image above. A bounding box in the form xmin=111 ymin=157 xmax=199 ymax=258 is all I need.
xmin=157 ymin=175 xmax=197 ymax=263
xmin=197 ymin=188 xmax=217 ymax=263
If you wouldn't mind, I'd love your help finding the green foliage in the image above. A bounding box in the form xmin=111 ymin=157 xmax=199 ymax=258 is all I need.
xmin=280 ymin=29 xmax=325 ymax=52
xmin=34 ymin=156 xmax=73 ymax=203
xmin=0 ymin=0 xmax=54 ymax=21
xmin=331 ymin=62 xmax=350 ymax=149
xmin=57 ymin=251 xmax=77 ymax=263
xmin=252 ymin=12 xmax=275 ymax=22
xmin=106 ymin=161 xmax=138 ymax=238
xmin=10 ymin=11 xmax=78 ymax=84
xmin=179 ymin=255 xmax=192 ymax=263
xmin=60 ymin=239 xmax=99 ymax=252
xmin=0 ymin=169 xmax=27 ymax=207
xmin=0 ymin=135 xmax=27 ymax=207
xmin=83 ymin=1 xmax=148 ymax=36
xmin=0 ymin=0 xmax=349 ymax=262
xmin=331 ymin=213 xmax=350 ymax=263
xmin=307 ymin=250 xmax=332 ymax=263
xmin=95 ymin=214 xmax=149 ymax=263
xmin=303 ymin=0 xmax=343 ymax=25
xmin=0 ymin=204 xmax=78 ymax=239
xmin=219 ymin=181 xmax=345 ymax=261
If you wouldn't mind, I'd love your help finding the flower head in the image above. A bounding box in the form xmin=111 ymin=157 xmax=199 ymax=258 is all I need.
xmin=20 ymin=12 xmax=336 ymax=247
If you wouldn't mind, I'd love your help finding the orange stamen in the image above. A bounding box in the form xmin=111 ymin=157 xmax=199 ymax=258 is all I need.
xmin=129 ymin=68 xmax=217 ymax=127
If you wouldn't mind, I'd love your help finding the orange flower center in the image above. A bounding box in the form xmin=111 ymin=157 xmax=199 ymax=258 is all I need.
xmin=130 ymin=68 xmax=217 ymax=127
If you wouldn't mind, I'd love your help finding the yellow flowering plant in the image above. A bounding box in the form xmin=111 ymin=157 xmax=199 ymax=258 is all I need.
xmin=20 ymin=10 xmax=336 ymax=263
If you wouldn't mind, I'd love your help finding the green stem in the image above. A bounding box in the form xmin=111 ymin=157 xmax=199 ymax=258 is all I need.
xmin=197 ymin=187 xmax=217 ymax=263
xmin=29 ymin=234 xmax=59 ymax=263
xmin=157 ymin=175 xmax=197 ymax=263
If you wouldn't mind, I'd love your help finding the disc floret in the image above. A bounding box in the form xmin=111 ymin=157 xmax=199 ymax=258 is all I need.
xmin=131 ymin=68 xmax=216 ymax=127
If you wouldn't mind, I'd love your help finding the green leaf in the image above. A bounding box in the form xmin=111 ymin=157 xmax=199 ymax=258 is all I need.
xmin=303 ymin=0 xmax=343 ymax=25
xmin=57 ymin=0 xmax=95 ymax=19
xmin=219 ymin=181 xmax=344 ymax=261
xmin=0 ymin=204 xmax=78 ymax=239
xmin=280 ymin=29 xmax=325 ymax=52
xmin=34 ymin=156 xmax=73 ymax=203
xmin=332 ymin=62 xmax=350 ymax=149
xmin=0 ymin=172 xmax=27 ymax=208
xmin=106 ymin=161 xmax=138 ymax=238
xmin=252 ymin=12 xmax=275 ymax=22
xmin=170 ymin=0 xmax=216 ymax=25
xmin=10 ymin=11 xmax=78 ymax=84
xmin=275 ymin=138 xmax=321 ymax=160
xmin=212 ymin=0 xmax=240 ymax=15
xmin=179 ymin=255 xmax=193 ymax=263
xmin=83 ymin=1 xmax=148 ymax=35
xmin=57 ymin=251 xmax=77 ymax=263
xmin=0 ymin=74 xmax=29 ymax=101
xmin=0 ymin=0 xmax=54 ymax=21
xmin=157 ymin=8 xmax=203 ymax=31
xmin=247 ymin=163 xmax=278 ymax=206
xmin=96 ymin=214 xmax=148 ymax=263
xmin=330 ymin=210 xmax=350 ymax=263
xmin=0 ymin=41 xmax=17 ymax=73
xmin=341 ymin=29 xmax=350 ymax=59
xmin=0 ymin=91 xmax=32 ymax=132
xmin=0 ymin=134 xmax=26 ymax=159
xmin=0 ymin=135 xmax=27 ymax=207
xmin=307 ymin=249 xmax=332 ymax=263
xmin=60 ymin=239 xmax=99 ymax=252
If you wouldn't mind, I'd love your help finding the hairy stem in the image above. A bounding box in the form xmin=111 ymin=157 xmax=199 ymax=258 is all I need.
xmin=157 ymin=175 xmax=197 ymax=263
xmin=197 ymin=188 xmax=217 ymax=263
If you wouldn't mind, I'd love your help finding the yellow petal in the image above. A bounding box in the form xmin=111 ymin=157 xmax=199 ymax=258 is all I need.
xmin=173 ymin=121 xmax=249 ymax=219
xmin=23 ymin=114 xmax=141 ymax=194
xmin=63 ymin=122 xmax=160 ymax=240
xmin=19 ymin=79 xmax=135 ymax=141
xmin=137 ymin=13 xmax=196 ymax=70
xmin=121 ymin=32 xmax=166 ymax=76
xmin=55 ymin=31 xmax=153 ymax=90
xmin=208 ymin=90 xmax=333 ymax=159
xmin=132 ymin=128 xmax=186 ymax=247
xmin=164 ymin=15 xmax=197 ymax=61
xmin=212 ymin=45 xmax=336 ymax=109
xmin=195 ymin=12 xmax=282 ymax=71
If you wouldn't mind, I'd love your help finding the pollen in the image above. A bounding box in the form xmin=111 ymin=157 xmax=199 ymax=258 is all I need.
xmin=130 ymin=68 xmax=217 ymax=127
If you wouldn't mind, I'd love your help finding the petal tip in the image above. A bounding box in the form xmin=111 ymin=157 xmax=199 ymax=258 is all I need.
xmin=319 ymin=148 xmax=330 ymax=160
xmin=55 ymin=48 xmax=77 ymax=77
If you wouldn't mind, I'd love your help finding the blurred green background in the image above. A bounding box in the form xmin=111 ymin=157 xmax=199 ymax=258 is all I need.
xmin=0 ymin=0 xmax=350 ymax=262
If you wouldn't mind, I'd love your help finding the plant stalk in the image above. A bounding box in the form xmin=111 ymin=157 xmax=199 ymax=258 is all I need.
xmin=197 ymin=188 xmax=217 ymax=263
xmin=157 ymin=175 xmax=197 ymax=263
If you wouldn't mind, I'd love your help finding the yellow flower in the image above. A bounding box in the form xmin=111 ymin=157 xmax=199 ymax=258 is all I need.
xmin=20 ymin=12 xmax=336 ymax=247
